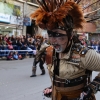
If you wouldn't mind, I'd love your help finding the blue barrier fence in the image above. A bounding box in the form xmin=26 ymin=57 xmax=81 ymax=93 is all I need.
xmin=0 ymin=50 xmax=34 ymax=57
xmin=0 ymin=45 xmax=36 ymax=57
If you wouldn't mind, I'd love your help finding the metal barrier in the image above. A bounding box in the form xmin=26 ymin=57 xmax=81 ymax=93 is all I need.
xmin=0 ymin=50 xmax=35 ymax=57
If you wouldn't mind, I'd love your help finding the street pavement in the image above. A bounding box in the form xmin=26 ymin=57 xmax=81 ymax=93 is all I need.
xmin=0 ymin=58 xmax=100 ymax=100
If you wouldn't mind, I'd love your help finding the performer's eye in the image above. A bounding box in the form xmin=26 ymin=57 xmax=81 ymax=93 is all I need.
xmin=47 ymin=30 xmax=53 ymax=37
xmin=48 ymin=33 xmax=52 ymax=37
xmin=55 ymin=33 xmax=60 ymax=36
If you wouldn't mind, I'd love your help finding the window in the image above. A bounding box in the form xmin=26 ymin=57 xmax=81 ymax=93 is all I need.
xmin=29 ymin=0 xmax=38 ymax=4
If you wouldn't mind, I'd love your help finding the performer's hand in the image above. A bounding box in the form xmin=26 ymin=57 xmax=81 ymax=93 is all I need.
xmin=80 ymin=92 xmax=87 ymax=100
xmin=80 ymin=86 xmax=93 ymax=100
xmin=43 ymin=88 xmax=52 ymax=98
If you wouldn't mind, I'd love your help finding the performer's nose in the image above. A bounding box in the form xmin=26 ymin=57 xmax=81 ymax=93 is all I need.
xmin=51 ymin=37 xmax=57 ymax=43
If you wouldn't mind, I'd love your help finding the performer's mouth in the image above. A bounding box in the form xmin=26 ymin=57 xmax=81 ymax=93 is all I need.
xmin=53 ymin=44 xmax=59 ymax=49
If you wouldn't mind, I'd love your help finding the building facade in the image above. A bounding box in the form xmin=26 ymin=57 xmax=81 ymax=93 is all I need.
xmin=78 ymin=0 xmax=100 ymax=42
xmin=0 ymin=0 xmax=38 ymax=36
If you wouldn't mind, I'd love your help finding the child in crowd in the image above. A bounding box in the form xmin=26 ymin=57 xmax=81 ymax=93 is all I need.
xmin=13 ymin=51 xmax=22 ymax=60
xmin=13 ymin=51 xmax=19 ymax=60
xmin=7 ymin=52 xmax=14 ymax=60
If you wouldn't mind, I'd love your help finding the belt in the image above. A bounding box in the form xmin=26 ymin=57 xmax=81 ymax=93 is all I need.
xmin=54 ymin=75 xmax=86 ymax=87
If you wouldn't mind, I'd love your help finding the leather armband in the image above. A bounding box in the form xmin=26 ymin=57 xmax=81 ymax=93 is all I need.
xmin=89 ymin=76 xmax=100 ymax=94
xmin=83 ymin=76 xmax=100 ymax=100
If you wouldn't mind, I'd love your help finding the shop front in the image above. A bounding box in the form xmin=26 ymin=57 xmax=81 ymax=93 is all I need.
xmin=0 ymin=13 xmax=23 ymax=36
xmin=0 ymin=1 xmax=24 ymax=36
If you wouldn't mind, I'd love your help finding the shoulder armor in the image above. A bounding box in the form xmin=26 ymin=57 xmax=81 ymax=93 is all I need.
xmin=80 ymin=47 xmax=89 ymax=57
xmin=88 ymin=46 xmax=94 ymax=49
xmin=72 ymin=43 xmax=90 ymax=57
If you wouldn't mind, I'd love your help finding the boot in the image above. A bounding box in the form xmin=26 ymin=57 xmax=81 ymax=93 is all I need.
xmin=30 ymin=67 xmax=36 ymax=77
xmin=40 ymin=68 xmax=45 ymax=75
xmin=30 ymin=74 xmax=36 ymax=77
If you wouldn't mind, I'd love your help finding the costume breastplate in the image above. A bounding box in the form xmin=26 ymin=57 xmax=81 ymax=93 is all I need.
xmin=49 ymin=43 xmax=91 ymax=79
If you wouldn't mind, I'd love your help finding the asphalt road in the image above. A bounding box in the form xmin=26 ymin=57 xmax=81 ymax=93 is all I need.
xmin=0 ymin=58 xmax=100 ymax=100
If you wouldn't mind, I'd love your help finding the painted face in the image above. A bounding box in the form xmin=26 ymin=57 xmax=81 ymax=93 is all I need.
xmin=47 ymin=29 xmax=68 ymax=53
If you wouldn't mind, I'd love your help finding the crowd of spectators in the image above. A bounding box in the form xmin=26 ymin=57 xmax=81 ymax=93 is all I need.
xmin=78 ymin=35 xmax=100 ymax=53
xmin=0 ymin=34 xmax=38 ymax=60
xmin=7 ymin=51 xmax=22 ymax=60
xmin=88 ymin=40 xmax=100 ymax=53
xmin=0 ymin=33 xmax=100 ymax=60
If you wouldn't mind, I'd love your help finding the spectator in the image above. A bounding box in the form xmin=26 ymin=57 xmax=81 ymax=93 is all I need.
xmin=17 ymin=39 xmax=23 ymax=50
xmin=13 ymin=51 xmax=22 ymax=60
xmin=7 ymin=52 xmax=14 ymax=60
xmin=0 ymin=34 xmax=37 ymax=59
xmin=6 ymin=37 xmax=12 ymax=45
xmin=20 ymin=43 xmax=28 ymax=58
xmin=13 ymin=51 xmax=19 ymax=60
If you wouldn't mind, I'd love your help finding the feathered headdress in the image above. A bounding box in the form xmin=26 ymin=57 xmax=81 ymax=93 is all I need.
xmin=30 ymin=0 xmax=85 ymax=30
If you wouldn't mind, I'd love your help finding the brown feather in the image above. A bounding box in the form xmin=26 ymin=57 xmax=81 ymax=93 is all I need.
xmin=30 ymin=1 xmax=85 ymax=30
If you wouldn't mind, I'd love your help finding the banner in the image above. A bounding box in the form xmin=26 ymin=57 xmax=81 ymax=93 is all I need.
xmin=0 ymin=13 xmax=10 ymax=23
xmin=23 ymin=17 xmax=31 ymax=26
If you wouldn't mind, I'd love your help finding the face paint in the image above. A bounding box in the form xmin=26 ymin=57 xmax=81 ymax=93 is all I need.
xmin=47 ymin=30 xmax=67 ymax=37
xmin=47 ymin=29 xmax=69 ymax=53
xmin=52 ymin=42 xmax=67 ymax=53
